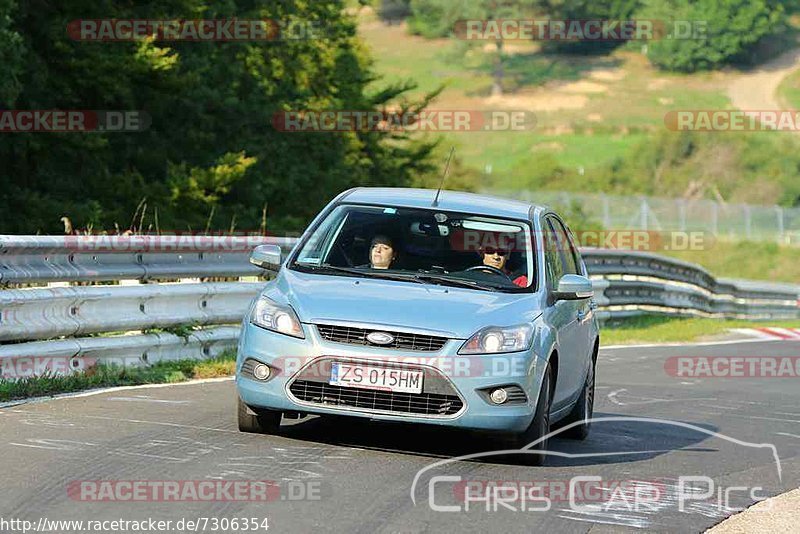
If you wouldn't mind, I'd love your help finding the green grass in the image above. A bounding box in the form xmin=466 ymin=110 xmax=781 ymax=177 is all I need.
xmin=602 ymin=315 xmax=800 ymax=345
xmin=356 ymin=8 xmax=735 ymax=190
xmin=778 ymin=67 xmax=800 ymax=109
xmin=0 ymin=351 xmax=236 ymax=402
xmin=658 ymin=240 xmax=800 ymax=283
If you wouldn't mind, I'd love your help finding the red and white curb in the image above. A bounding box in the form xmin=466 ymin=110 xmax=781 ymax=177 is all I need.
xmin=732 ymin=327 xmax=800 ymax=341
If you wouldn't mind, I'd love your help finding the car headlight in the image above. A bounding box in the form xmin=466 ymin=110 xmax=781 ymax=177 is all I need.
xmin=250 ymin=297 xmax=305 ymax=339
xmin=459 ymin=324 xmax=533 ymax=355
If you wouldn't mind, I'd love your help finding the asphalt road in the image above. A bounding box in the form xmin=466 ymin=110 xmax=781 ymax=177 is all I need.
xmin=1 ymin=339 xmax=799 ymax=533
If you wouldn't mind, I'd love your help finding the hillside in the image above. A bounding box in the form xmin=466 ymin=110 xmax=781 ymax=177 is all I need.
xmin=356 ymin=7 xmax=800 ymax=208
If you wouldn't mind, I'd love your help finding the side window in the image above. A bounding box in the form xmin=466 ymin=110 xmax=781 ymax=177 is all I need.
xmin=543 ymin=218 xmax=564 ymax=290
xmin=553 ymin=219 xmax=580 ymax=275
xmin=296 ymin=207 xmax=347 ymax=265
xmin=560 ymin=220 xmax=584 ymax=275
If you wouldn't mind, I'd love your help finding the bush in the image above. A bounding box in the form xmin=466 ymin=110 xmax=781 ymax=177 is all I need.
xmin=495 ymin=129 xmax=800 ymax=208
xmin=643 ymin=0 xmax=785 ymax=72
xmin=551 ymin=199 xmax=605 ymax=236
xmin=409 ymin=141 xmax=484 ymax=192
xmin=377 ymin=0 xmax=412 ymax=24
xmin=543 ymin=0 xmax=642 ymax=54
xmin=407 ymin=0 xmax=540 ymax=38
xmin=407 ymin=0 xmax=475 ymax=38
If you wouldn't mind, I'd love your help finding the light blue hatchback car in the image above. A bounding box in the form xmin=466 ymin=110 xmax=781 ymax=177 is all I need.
xmin=236 ymin=188 xmax=599 ymax=465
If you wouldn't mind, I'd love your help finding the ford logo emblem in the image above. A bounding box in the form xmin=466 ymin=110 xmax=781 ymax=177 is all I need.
xmin=366 ymin=331 xmax=395 ymax=345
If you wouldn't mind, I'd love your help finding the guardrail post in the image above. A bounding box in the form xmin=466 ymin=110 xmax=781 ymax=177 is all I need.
xmin=640 ymin=198 xmax=649 ymax=231
xmin=711 ymin=203 xmax=719 ymax=236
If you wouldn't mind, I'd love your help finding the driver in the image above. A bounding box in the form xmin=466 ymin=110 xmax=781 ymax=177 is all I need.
xmin=480 ymin=246 xmax=528 ymax=288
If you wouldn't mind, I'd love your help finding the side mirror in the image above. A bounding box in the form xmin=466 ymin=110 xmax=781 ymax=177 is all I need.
xmin=553 ymin=274 xmax=594 ymax=300
xmin=249 ymin=244 xmax=282 ymax=271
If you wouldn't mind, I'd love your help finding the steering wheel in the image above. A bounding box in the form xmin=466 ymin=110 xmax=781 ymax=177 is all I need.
xmin=464 ymin=265 xmax=513 ymax=282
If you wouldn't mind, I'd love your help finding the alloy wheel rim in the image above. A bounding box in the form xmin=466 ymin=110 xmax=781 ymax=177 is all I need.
xmin=585 ymin=365 xmax=595 ymax=425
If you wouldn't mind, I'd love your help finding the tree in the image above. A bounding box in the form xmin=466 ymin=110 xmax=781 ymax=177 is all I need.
xmin=642 ymin=0 xmax=784 ymax=72
xmin=0 ymin=0 xmax=23 ymax=105
xmin=542 ymin=0 xmax=641 ymax=54
xmin=408 ymin=0 xmax=540 ymax=95
xmin=0 ymin=0 xmax=437 ymax=234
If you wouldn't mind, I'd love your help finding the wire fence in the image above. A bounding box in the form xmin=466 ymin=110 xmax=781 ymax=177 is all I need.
xmin=492 ymin=190 xmax=800 ymax=245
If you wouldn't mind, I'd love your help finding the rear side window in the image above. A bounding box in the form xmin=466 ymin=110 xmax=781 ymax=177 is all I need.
xmin=552 ymin=219 xmax=580 ymax=275
xmin=543 ymin=219 xmax=564 ymax=289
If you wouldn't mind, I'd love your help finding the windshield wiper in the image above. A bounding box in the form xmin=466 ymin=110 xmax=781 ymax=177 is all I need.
xmin=294 ymin=263 xmax=369 ymax=277
xmin=414 ymin=273 xmax=498 ymax=292
xmin=295 ymin=263 xmax=424 ymax=284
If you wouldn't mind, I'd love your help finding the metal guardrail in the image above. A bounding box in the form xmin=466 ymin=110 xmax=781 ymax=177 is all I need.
xmin=0 ymin=235 xmax=797 ymax=380
xmin=0 ymin=282 xmax=264 ymax=341
xmin=0 ymin=235 xmax=296 ymax=284
xmin=583 ymin=249 xmax=799 ymax=300
xmin=0 ymin=326 xmax=239 ymax=380
xmin=583 ymin=249 xmax=800 ymax=319
xmin=0 ymin=235 xmax=285 ymax=379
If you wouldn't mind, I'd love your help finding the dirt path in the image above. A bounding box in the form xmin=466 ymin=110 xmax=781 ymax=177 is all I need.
xmin=728 ymin=47 xmax=800 ymax=111
xmin=707 ymin=488 xmax=800 ymax=533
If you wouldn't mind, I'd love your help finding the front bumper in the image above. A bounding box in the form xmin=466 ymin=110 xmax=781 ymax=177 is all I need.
xmin=236 ymin=322 xmax=546 ymax=433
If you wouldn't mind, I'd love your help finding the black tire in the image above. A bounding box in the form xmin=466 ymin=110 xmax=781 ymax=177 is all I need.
xmin=237 ymin=397 xmax=281 ymax=434
xmin=509 ymin=363 xmax=553 ymax=466
xmin=560 ymin=359 xmax=595 ymax=441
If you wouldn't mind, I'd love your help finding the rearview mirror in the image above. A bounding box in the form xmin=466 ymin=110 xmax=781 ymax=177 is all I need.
xmin=249 ymin=244 xmax=282 ymax=271
xmin=554 ymin=274 xmax=593 ymax=300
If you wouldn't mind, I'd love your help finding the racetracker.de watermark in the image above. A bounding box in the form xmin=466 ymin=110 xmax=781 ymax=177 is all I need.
xmin=267 ymin=355 xmax=530 ymax=380
xmin=68 ymin=19 xmax=326 ymax=41
xmin=447 ymin=229 xmax=711 ymax=253
xmin=0 ymin=110 xmax=149 ymax=133
xmin=1 ymin=356 xmax=96 ymax=380
xmin=63 ymin=233 xmax=280 ymax=252
xmin=665 ymin=110 xmax=800 ymax=131
xmin=271 ymin=110 xmax=536 ymax=132
xmin=665 ymin=356 xmax=800 ymax=378
xmin=453 ymin=19 xmax=707 ymax=41
xmin=67 ymin=480 xmax=321 ymax=502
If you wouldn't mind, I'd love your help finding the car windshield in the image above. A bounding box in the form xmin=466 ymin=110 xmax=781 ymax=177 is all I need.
xmin=290 ymin=204 xmax=535 ymax=292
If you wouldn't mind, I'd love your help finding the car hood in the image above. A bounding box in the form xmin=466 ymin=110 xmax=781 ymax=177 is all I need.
xmin=266 ymin=269 xmax=543 ymax=339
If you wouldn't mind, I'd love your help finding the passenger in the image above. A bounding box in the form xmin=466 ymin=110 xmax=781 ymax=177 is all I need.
xmin=480 ymin=246 xmax=528 ymax=287
xmin=369 ymin=234 xmax=397 ymax=270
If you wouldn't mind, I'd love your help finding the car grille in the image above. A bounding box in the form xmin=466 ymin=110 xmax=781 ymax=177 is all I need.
xmin=289 ymin=380 xmax=463 ymax=416
xmin=316 ymin=324 xmax=448 ymax=352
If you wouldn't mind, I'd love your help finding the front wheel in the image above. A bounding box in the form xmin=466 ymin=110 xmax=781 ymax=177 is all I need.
xmin=508 ymin=362 xmax=553 ymax=466
xmin=560 ymin=360 xmax=595 ymax=441
xmin=237 ymin=397 xmax=281 ymax=434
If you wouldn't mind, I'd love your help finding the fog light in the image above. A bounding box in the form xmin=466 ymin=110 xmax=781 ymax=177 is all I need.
xmin=490 ymin=388 xmax=508 ymax=404
xmin=252 ymin=363 xmax=271 ymax=381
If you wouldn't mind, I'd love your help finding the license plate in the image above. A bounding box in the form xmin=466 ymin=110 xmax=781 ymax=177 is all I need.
xmin=329 ymin=362 xmax=423 ymax=394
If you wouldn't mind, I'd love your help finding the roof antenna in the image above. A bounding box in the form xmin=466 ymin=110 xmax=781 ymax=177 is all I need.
xmin=432 ymin=146 xmax=455 ymax=207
